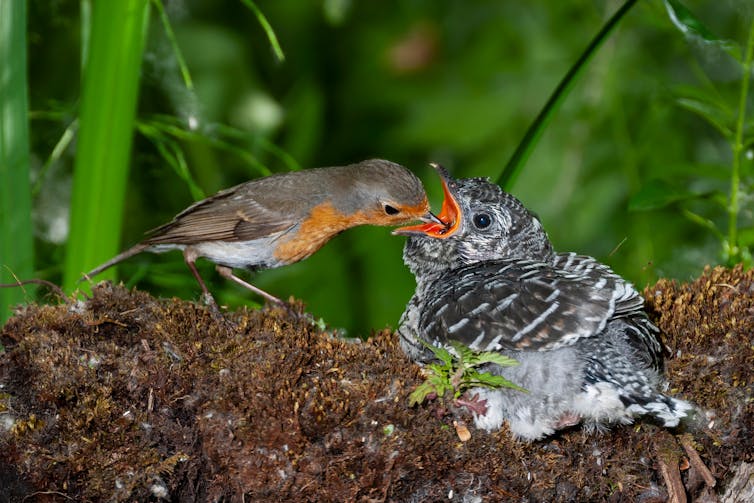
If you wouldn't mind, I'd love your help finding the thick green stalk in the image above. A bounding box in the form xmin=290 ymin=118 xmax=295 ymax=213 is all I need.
xmin=0 ymin=1 xmax=34 ymax=323
xmin=63 ymin=0 xmax=150 ymax=291
xmin=727 ymin=18 xmax=754 ymax=265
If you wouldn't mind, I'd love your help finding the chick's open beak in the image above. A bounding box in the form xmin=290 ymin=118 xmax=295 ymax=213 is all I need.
xmin=393 ymin=163 xmax=461 ymax=238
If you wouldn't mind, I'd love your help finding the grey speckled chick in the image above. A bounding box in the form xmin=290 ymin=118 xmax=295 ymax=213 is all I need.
xmin=393 ymin=165 xmax=694 ymax=441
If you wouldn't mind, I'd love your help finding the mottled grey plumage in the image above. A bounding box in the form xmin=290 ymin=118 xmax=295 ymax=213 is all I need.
xmin=395 ymin=168 xmax=693 ymax=440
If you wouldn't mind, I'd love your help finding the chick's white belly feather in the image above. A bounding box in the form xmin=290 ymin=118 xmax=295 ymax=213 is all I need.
xmin=470 ymin=346 xmax=585 ymax=439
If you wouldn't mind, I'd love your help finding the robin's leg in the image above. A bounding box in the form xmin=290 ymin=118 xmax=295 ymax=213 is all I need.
xmin=183 ymin=249 xmax=242 ymax=331
xmin=215 ymin=265 xmax=284 ymax=305
xmin=183 ymin=248 xmax=216 ymax=306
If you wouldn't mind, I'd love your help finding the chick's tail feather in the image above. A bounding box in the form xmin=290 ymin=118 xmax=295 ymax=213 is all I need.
xmin=625 ymin=393 xmax=696 ymax=428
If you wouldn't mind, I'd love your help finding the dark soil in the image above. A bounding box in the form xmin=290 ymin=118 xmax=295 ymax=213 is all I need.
xmin=1 ymin=265 xmax=752 ymax=502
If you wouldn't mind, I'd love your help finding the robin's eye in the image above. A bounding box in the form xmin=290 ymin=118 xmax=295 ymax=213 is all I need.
xmin=384 ymin=204 xmax=400 ymax=215
xmin=473 ymin=213 xmax=492 ymax=229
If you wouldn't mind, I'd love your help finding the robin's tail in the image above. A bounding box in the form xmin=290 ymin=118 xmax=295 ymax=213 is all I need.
xmin=80 ymin=243 xmax=150 ymax=283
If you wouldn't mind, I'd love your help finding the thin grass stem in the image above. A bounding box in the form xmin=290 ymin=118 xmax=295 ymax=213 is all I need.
xmin=152 ymin=0 xmax=194 ymax=90
xmin=239 ymin=0 xmax=285 ymax=63
xmin=728 ymin=18 xmax=754 ymax=264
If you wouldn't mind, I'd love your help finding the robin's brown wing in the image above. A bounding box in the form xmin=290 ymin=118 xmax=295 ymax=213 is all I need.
xmin=418 ymin=257 xmax=645 ymax=352
xmin=144 ymin=178 xmax=321 ymax=245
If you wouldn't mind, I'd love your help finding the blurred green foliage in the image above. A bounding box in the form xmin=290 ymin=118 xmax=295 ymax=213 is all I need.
xmin=21 ymin=0 xmax=753 ymax=336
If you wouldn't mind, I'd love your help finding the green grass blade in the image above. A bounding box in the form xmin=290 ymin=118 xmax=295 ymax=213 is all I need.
xmin=239 ymin=0 xmax=286 ymax=63
xmin=663 ymin=0 xmax=741 ymax=61
xmin=0 ymin=0 xmax=34 ymax=324
xmin=62 ymin=0 xmax=150 ymax=291
xmin=496 ymin=0 xmax=639 ymax=189
xmin=32 ymin=118 xmax=78 ymax=198
xmin=136 ymin=115 xmax=275 ymax=179
xmin=152 ymin=0 xmax=194 ymax=90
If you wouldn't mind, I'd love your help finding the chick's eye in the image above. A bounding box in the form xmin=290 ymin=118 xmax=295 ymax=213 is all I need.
xmin=473 ymin=213 xmax=492 ymax=229
xmin=384 ymin=204 xmax=400 ymax=215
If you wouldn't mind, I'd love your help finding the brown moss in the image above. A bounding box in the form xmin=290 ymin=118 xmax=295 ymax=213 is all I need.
xmin=644 ymin=265 xmax=754 ymax=482
xmin=0 ymin=268 xmax=751 ymax=502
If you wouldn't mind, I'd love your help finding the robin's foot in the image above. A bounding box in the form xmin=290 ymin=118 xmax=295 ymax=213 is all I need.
xmin=200 ymin=291 xmax=216 ymax=307
xmin=215 ymin=265 xmax=285 ymax=305
xmin=263 ymin=297 xmax=311 ymax=325
xmin=197 ymin=290 xmax=231 ymax=323
xmin=200 ymin=297 xmax=241 ymax=333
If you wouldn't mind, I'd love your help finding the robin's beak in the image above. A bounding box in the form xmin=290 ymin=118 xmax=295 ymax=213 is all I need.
xmin=420 ymin=212 xmax=444 ymax=225
xmin=393 ymin=163 xmax=461 ymax=238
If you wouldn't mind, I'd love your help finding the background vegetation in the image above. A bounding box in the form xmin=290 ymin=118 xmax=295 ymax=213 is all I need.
xmin=2 ymin=0 xmax=752 ymax=336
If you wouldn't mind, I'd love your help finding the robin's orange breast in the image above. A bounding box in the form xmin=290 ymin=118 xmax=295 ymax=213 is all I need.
xmin=272 ymin=201 xmax=369 ymax=264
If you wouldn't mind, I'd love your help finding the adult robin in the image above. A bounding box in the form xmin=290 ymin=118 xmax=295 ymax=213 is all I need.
xmin=84 ymin=159 xmax=441 ymax=304
xmin=393 ymin=165 xmax=693 ymax=440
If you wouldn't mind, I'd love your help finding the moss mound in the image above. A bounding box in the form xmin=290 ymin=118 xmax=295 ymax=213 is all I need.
xmin=1 ymin=266 xmax=752 ymax=501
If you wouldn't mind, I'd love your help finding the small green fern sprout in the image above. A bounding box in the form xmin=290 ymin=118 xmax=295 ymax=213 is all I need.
xmin=409 ymin=341 xmax=527 ymax=407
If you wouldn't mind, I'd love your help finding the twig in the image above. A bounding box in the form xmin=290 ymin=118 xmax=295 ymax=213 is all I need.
xmin=85 ymin=317 xmax=128 ymax=328
xmin=654 ymin=431 xmax=687 ymax=503
xmin=0 ymin=278 xmax=67 ymax=300
xmin=680 ymin=434 xmax=716 ymax=488
xmin=24 ymin=491 xmax=75 ymax=501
